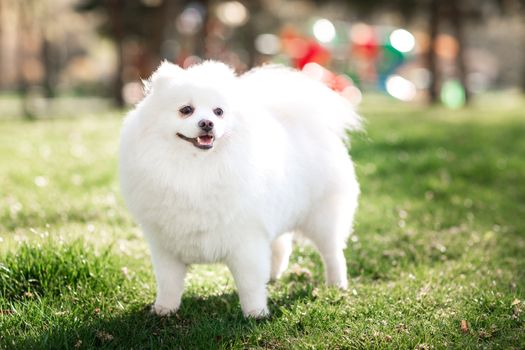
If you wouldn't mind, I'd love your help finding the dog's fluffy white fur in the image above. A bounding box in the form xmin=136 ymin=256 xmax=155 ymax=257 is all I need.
xmin=119 ymin=60 xmax=360 ymax=318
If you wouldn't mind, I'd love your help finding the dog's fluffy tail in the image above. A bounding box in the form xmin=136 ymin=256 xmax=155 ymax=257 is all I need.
xmin=240 ymin=65 xmax=362 ymax=141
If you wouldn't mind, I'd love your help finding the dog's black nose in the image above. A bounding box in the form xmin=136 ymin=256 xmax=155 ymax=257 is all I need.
xmin=198 ymin=119 xmax=214 ymax=132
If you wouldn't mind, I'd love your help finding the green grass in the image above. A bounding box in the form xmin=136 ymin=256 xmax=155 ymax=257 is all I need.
xmin=1 ymin=95 xmax=524 ymax=349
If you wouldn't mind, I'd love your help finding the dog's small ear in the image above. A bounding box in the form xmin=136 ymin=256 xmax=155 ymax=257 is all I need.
xmin=143 ymin=60 xmax=184 ymax=95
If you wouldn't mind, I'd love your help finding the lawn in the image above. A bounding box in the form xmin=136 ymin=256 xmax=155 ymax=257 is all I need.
xmin=0 ymin=95 xmax=524 ymax=349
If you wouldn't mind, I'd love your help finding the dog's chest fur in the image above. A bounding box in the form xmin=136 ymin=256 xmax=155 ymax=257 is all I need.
xmin=126 ymin=159 xmax=252 ymax=263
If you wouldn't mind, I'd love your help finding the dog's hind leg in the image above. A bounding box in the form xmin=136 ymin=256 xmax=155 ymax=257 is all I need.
xmin=227 ymin=232 xmax=272 ymax=318
xmin=270 ymin=232 xmax=293 ymax=280
xmin=302 ymin=194 xmax=357 ymax=290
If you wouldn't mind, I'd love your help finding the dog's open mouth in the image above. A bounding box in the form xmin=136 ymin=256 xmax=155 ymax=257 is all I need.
xmin=176 ymin=133 xmax=215 ymax=150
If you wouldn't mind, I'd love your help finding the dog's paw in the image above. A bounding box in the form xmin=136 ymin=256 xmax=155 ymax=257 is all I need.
xmin=243 ymin=307 xmax=270 ymax=319
xmin=326 ymin=276 xmax=348 ymax=290
xmin=334 ymin=280 xmax=348 ymax=290
xmin=151 ymin=303 xmax=178 ymax=317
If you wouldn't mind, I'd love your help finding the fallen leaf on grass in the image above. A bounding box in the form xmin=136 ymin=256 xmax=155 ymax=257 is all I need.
xmin=478 ymin=325 xmax=497 ymax=340
xmin=478 ymin=330 xmax=490 ymax=339
xmin=511 ymin=299 xmax=522 ymax=318
xmin=0 ymin=310 xmax=14 ymax=315
xmin=460 ymin=319 xmax=469 ymax=333
xmin=396 ymin=323 xmax=408 ymax=333
xmin=95 ymin=330 xmax=114 ymax=343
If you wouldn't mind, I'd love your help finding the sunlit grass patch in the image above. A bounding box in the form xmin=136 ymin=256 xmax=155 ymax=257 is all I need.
xmin=0 ymin=241 xmax=128 ymax=301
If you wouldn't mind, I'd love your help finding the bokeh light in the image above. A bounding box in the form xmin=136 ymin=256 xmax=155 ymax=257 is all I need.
xmin=216 ymin=1 xmax=249 ymax=27
xmin=389 ymin=29 xmax=416 ymax=53
xmin=176 ymin=6 xmax=204 ymax=35
xmin=255 ymin=34 xmax=281 ymax=55
xmin=302 ymin=62 xmax=327 ymax=81
xmin=435 ymin=34 xmax=459 ymax=59
xmin=441 ymin=80 xmax=466 ymax=109
xmin=313 ymin=19 xmax=336 ymax=43
xmin=386 ymin=75 xmax=417 ymax=101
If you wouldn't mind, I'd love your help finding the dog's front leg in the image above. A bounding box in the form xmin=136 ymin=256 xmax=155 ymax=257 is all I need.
xmin=147 ymin=236 xmax=187 ymax=316
xmin=226 ymin=235 xmax=271 ymax=318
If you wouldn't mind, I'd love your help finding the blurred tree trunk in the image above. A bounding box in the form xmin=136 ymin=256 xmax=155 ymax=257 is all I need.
xmin=0 ymin=0 xmax=3 ymax=89
xmin=426 ymin=0 xmax=440 ymax=104
xmin=244 ymin=24 xmax=257 ymax=69
xmin=449 ymin=0 xmax=470 ymax=104
xmin=108 ymin=0 xmax=125 ymax=107
xmin=521 ymin=2 xmax=525 ymax=93
xmin=195 ymin=0 xmax=210 ymax=58
xmin=495 ymin=0 xmax=525 ymax=92
xmin=17 ymin=0 xmax=35 ymax=120
xmin=42 ymin=37 xmax=56 ymax=98
xmin=145 ymin=0 xmax=170 ymax=74
xmin=521 ymin=58 xmax=525 ymax=91
xmin=241 ymin=2 xmax=262 ymax=69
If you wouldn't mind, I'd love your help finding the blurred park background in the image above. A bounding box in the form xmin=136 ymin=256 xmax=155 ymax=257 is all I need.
xmin=2 ymin=0 xmax=525 ymax=117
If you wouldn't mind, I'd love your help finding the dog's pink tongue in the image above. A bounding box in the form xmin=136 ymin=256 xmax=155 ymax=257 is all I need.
xmin=197 ymin=135 xmax=213 ymax=146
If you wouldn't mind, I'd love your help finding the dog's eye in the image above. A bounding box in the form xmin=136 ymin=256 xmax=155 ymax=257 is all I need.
xmin=213 ymin=108 xmax=224 ymax=117
xmin=179 ymin=105 xmax=194 ymax=116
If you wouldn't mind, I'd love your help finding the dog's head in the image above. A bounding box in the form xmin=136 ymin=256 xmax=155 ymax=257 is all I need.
xmin=139 ymin=60 xmax=237 ymax=152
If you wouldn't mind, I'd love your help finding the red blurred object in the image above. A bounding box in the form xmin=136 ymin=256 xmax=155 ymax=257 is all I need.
xmin=280 ymin=27 xmax=361 ymax=104
xmin=350 ymin=24 xmax=379 ymax=59
xmin=353 ymin=39 xmax=379 ymax=59
xmin=281 ymin=27 xmax=331 ymax=69
xmin=296 ymin=40 xmax=330 ymax=69
xmin=302 ymin=62 xmax=350 ymax=92
xmin=302 ymin=62 xmax=362 ymax=105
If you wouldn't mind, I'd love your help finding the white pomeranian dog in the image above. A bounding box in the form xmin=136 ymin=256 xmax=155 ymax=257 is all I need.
xmin=119 ymin=60 xmax=361 ymax=318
